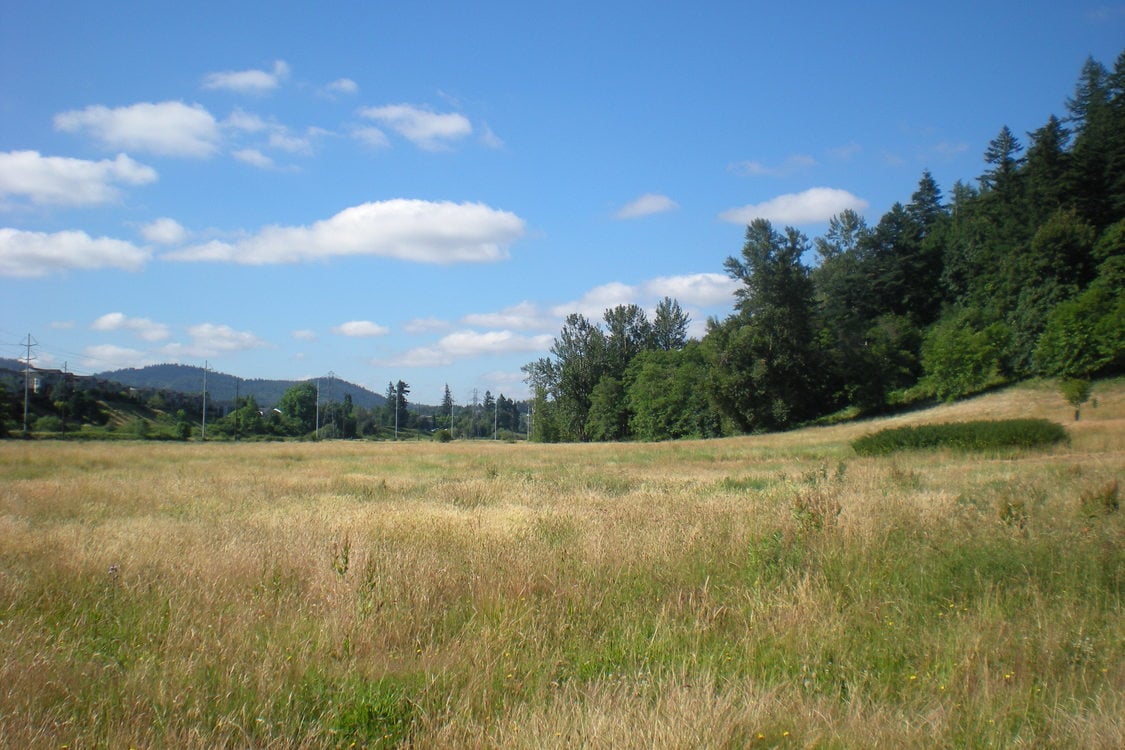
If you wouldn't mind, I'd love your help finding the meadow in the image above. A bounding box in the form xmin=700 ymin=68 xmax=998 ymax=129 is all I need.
xmin=1 ymin=380 xmax=1122 ymax=748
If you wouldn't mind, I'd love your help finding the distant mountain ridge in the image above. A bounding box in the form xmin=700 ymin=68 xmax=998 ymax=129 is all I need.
xmin=94 ymin=364 xmax=387 ymax=409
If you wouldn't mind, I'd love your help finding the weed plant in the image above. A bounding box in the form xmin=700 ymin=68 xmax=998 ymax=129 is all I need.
xmin=0 ymin=381 xmax=1122 ymax=748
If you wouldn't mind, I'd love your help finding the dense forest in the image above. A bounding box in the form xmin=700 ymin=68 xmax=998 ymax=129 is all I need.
xmin=524 ymin=53 xmax=1124 ymax=442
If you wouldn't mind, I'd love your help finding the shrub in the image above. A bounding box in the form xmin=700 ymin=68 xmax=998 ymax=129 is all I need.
xmin=432 ymin=429 xmax=452 ymax=443
xmin=852 ymin=418 xmax=1068 ymax=456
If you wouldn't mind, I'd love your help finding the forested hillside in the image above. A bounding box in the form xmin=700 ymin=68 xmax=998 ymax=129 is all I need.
xmin=96 ymin=364 xmax=387 ymax=410
xmin=525 ymin=53 xmax=1124 ymax=441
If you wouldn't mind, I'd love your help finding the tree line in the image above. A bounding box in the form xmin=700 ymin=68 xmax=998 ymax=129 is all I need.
xmin=523 ymin=53 xmax=1124 ymax=442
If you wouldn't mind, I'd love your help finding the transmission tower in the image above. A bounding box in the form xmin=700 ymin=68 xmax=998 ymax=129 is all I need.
xmin=21 ymin=334 xmax=38 ymax=434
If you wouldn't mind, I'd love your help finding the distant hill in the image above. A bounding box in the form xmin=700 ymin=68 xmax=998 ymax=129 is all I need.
xmin=95 ymin=364 xmax=387 ymax=409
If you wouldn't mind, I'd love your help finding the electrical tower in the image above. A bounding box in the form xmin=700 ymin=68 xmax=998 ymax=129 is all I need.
xmin=21 ymin=334 xmax=38 ymax=434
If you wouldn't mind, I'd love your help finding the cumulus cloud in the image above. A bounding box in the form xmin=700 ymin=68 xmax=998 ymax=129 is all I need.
xmin=550 ymin=282 xmax=637 ymax=318
xmin=140 ymin=218 xmax=188 ymax=245
xmin=0 ymin=150 xmax=157 ymax=207
xmin=160 ymin=323 xmax=269 ymax=359
xmin=615 ymin=193 xmax=678 ymax=220
xmin=0 ymin=228 xmax=150 ymax=277
xmin=359 ymin=104 xmax=472 ymax=150
xmin=461 ymin=301 xmax=556 ymax=331
xmin=729 ymin=154 xmax=818 ymax=177
xmin=386 ymin=330 xmax=554 ymax=367
xmin=164 ymin=199 xmax=525 ymax=265
xmin=292 ymin=329 xmax=318 ymax=341
xmin=91 ymin=312 xmax=170 ymax=342
xmin=333 ymin=320 xmax=389 ymax=337
xmin=55 ymin=101 xmax=221 ymax=158
xmin=202 ymin=60 xmax=289 ymax=94
xmin=719 ymin=187 xmax=868 ymax=226
xmin=642 ymin=273 xmax=739 ymax=307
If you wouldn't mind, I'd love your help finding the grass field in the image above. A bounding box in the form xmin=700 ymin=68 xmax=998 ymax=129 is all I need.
xmin=1 ymin=380 xmax=1122 ymax=748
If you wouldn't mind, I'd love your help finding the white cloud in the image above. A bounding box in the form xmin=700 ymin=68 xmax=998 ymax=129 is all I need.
xmin=461 ymin=301 xmax=557 ymax=331
xmin=359 ymin=104 xmax=472 ymax=150
xmin=550 ymin=282 xmax=637 ymax=318
xmin=333 ymin=320 xmax=389 ymax=337
xmin=267 ymin=131 xmax=311 ymax=153
xmin=404 ymin=317 xmax=450 ymax=335
xmin=642 ymin=273 xmax=739 ymax=307
xmin=0 ymin=150 xmax=156 ymax=206
xmin=232 ymin=148 xmax=275 ymax=169
xmin=202 ymin=60 xmax=289 ymax=94
xmin=82 ymin=344 xmax=158 ymax=371
xmin=326 ymin=78 xmax=358 ymax=95
xmin=292 ymin=329 xmax=318 ymax=341
xmin=729 ymin=154 xmax=818 ymax=178
xmin=161 ymin=323 xmax=269 ymax=359
xmin=719 ymin=187 xmax=868 ymax=226
xmin=615 ymin=193 xmax=678 ymax=220
xmin=386 ymin=329 xmax=554 ymax=367
xmin=0 ymin=228 xmax=150 ymax=277
xmin=140 ymin=217 xmax=188 ymax=245
xmin=479 ymin=122 xmax=504 ymax=149
xmin=55 ymin=101 xmax=221 ymax=158
xmin=224 ymin=109 xmax=270 ymax=133
xmin=351 ymin=126 xmax=390 ymax=149
xmin=91 ymin=312 xmax=170 ymax=342
xmin=165 ymin=199 xmax=525 ymax=265
xmin=828 ymin=142 xmax=862 ymax=161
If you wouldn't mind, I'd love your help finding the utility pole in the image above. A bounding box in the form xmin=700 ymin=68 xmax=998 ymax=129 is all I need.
xmin=494 ymin=394 xmax=499 ymax=440
xmin=21 ymin=334 xmax=37 ymax=434
xmin=201 ymin=361 xmax=208 ymax=440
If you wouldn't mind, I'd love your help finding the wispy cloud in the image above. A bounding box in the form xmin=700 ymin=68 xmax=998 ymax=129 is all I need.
xmin=461 ymin=301 xmax=557 ymax=331
xmin=0 ymin=150 xmax=156 ymax=206
xmin=404 ymin=317 xmax=451 ymax=335
xmin=164 ymin=199 xmax=525 ymax=265
xmin=615 ymin=193 xmax=678 ymax=220
xmin=720 ymin=187 xmax=868 ymax=226
xmin=55 ymin=101 xmax=221 ymax=158
xmin=0 ymin=228 xmax=150 ymax=277
xmin=91 ymin=312 xmax=171 ymax=342
xmin=729 ymin=154 xmax=818 ymax=178
xmin=325 ymin=78 xmax=359 ymax=95
xmin=232 ymin=148 xmax=275 ymax=169
xmin=358 ymin=104 xmax=472 ymax=150
xmin=202 ymin=60 xmax=290 ymax=94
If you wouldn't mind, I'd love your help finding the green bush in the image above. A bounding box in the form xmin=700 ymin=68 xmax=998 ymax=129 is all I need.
xmin=432 ymin=429 xmax=452 ymax=443
xmin=852 ymin=418 xmax=1068 ymax=456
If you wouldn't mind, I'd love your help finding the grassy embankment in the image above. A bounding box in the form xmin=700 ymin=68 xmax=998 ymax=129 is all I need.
xmin=1 ymin=380 xmax=1122 ymax=748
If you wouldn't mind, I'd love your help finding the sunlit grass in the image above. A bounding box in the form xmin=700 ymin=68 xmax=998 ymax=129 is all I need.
xmin=1 ymin=380 xmax=1122 ymax=747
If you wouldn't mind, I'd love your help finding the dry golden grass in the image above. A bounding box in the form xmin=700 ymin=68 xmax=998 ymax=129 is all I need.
xmin=1 ymin=379 xmax=1122 ymax=747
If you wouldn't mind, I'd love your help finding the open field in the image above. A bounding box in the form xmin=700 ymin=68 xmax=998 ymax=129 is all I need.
xmin=2 ymin=380 xmax=1122 ymax=748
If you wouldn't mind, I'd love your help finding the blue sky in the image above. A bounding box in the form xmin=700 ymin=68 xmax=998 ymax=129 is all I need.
xmin=1 ymin=1 xmax=1122 ymax=405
